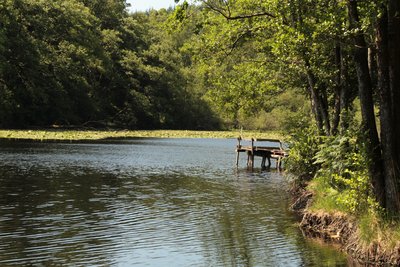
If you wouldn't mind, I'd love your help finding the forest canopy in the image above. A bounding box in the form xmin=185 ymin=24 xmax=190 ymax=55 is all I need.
xmin=0 ymin=0 xmax=220 ymax=129
xmin=0 ymin=0 xmax=309 ymax=130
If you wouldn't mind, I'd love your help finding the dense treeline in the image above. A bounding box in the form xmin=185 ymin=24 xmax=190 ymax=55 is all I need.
xmin=172 ymin=0 xmax=400 ymax=220
xmin=0 ymin=0 xmax=219 ymax=129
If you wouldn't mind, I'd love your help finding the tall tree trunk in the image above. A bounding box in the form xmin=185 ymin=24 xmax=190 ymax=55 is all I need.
xmin=319 ymin=83 xmax=331 ymax=135
xmin=306 ymin=66 xmax=324 ymax=133
xmin=339 ymin=50 xmax=352 ymax=133
xmin=332 ymin=43 xmax=342 ymax=135
xmin=386 ymin=0 xmax=400 ymax=215
xmin=368 ymin=46 xmax=378 ymax=91
xmin=331 ymin=0 xmax=351 ymax=135
xmin=388 ymin=0 xmax=400 ymax=145
xmin=304 ymin=59 xmax=331 ymax=135
xmin=347 ymin=0 xmax=385 ymax=208
xmin=376 ymin=6 xmax=400 ymax=216
xmin=292 ymin=2 xmax=330 ymax=135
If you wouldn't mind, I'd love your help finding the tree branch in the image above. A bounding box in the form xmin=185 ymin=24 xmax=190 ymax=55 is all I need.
xmin=202 ymin=1 xmax=277 ymax=20
xmin=225 ymin=29 xmax=251 ymax=56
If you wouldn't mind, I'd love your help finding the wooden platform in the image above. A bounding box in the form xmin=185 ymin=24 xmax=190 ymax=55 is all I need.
xmin=235 ymin=137 xmax=288 ymax=170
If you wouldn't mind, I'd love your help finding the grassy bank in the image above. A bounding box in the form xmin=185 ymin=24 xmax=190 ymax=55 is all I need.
xmin=0 ymin=129 xmax=283 ymax=141
xmin=287 ymin=126 xmax=400 ymax=265
xmin=307 ymin=177 xmax=400 ymax=251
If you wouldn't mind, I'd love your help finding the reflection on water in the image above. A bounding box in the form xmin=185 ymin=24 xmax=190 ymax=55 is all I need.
xmin=0 ymin=138 xmax=347 ymax=266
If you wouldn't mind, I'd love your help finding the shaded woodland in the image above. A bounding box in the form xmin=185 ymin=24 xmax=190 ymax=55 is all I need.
xmin=0 ymin=0 xmax=219 ymax=129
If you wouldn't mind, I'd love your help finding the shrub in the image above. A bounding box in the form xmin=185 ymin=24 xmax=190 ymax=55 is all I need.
xmin=285 ymin=124 xmax=322 ymax=181
xmin=311 ymin=130 xmax=380 ymax=215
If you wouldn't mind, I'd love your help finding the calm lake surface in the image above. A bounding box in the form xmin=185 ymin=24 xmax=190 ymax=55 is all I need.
xmin=0 ymin=138 xmax=348 ymax=266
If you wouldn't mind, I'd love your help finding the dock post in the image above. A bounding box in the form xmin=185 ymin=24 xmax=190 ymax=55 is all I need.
xmin=236 ymin=137 xmax=241 ymax=166
xmin=277 ymin=156 xmax=282 ymax=170
xmin=247 ymin=151 xmax=254 ymax=170
xmin=250 ymin=138 xmax=254 ymax=170
xmin=261 ymin=152 xmax=271 ymax=169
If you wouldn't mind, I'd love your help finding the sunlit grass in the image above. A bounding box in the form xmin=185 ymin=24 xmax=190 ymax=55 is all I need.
xmin=0 ymin=129 xmax=284 ymax=141
xmin=357 ymin=212 xmax=400 ymax=250
xmin=308 ymin=175 xmax=400 ymax=250
xmin=307 ymin=176 xmax=348 ymax=213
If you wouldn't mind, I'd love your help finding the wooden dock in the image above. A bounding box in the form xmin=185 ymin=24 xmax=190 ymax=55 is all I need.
xmin=235 ymin=137 xmax=288 ymax=170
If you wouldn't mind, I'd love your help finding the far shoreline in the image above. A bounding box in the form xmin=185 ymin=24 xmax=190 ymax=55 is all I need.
xmin=0 ymin=129 xmax=284 ymax=142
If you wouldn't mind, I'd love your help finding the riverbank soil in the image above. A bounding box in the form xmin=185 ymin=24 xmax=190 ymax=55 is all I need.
xmin=290 ymin=182 xmax=400 ymax=266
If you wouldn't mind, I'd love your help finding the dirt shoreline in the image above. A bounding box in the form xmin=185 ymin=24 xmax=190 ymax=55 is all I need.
xmin=289 ymin=183 xmax=400 ymax=266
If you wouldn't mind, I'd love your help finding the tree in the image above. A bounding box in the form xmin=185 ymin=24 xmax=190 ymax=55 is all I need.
xmin=175 ymin=0 xmax=358 ymax=134
xmin=174 ymin=0 xmax=400 ymax=215
xmin=375 ymin=0 xmax=400 ymax=215
xmin=346 ymin=0 xmax=385 ymax=208
xmin=0 ymin=0 xmax=218 ymax=129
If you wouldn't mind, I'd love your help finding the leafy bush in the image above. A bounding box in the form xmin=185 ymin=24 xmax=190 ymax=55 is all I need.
xmin=285 ymin=124 xmax=322 ymax=181
xmin=286 ymin=120 xmax=380 ymax=215
xmin=311 ymin=130 xmax=380 ymax=215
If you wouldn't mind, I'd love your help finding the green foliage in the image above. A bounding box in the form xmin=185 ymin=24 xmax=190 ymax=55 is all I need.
xmin=171 ymin=0 xmax=357 ymax=134
xmin=310 ymin=130 xmax=381 ymax=215
xmin=285 ymin=118 xmax=382 ymax=216
xmin=285 ymin=125 xmax=322 ymax=180
xmin=0 ymin=0 xmax=219 ymax=130
xmin=238 ymin=89 xmax=310 ymax=131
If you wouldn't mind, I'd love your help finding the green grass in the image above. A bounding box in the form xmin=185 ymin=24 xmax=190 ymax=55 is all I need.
xmin=0 ymin=129 xmax=284 ymax=141
xmin=357 ymin=211 xmax=400 ymax=249
xmin=307 ymin=175 xmax=400 ymax=250
xmin=307 ymin=176 xmax=347 ymax=213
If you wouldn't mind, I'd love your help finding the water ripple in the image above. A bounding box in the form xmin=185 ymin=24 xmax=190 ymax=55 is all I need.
xmin=0 ymin=139 xmax=347 ymax=266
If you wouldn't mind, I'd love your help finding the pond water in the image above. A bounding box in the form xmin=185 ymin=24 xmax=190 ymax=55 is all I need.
xmin=0 ymin=138 xmax=348 ymax=266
